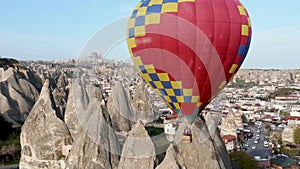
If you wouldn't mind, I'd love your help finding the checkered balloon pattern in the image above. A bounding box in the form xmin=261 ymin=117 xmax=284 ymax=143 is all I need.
xmin=127 ymin=0 xmax=251 ymax=123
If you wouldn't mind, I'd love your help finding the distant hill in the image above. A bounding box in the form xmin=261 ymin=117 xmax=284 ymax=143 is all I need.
xmin=233 ymin=69 xmax=300 ymax=86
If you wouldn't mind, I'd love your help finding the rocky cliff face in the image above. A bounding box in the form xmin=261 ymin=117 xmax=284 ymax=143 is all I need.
xmin=155 ymin=144 xmax=179 ymax=169
xmin=18 ymin=77 xmax=232 ymax=169
xmin=20 ymin=79 xmax=121 ymax=169
xmin=20 ymin=79 xmax=72 ymax=169
xmin=173 ymin=115 xmax=232 ymax=169
xmin=282 ymin=125 xmax=295 ymax=144
xmin=131 ymin=83 xmax=154 ymax=124
xmin=233 ymin=110 xmax=243 ymax=129
xmin=220 ymin=109 xmax=237 ymax=138
xmin=64 ymin=83 xmax=79 ymax=139
xmin=107 ymin=82 xmax=133 ymax=132
xmin=19 ymin=78 xmax=232 ymax=169
xmin=14 ymin=58 xmax=232 ymax=169
xmin=52 ymin=73 xmax=68 ymax=120
xmin=118 ymin=121 xmax=155 ymax=169
xmin=0 ymin=63 xmax=42 ymax=126
xmin=20 ymin=80 xmax=121 ymax=169
xmin=65 ymin=81 xmax=120 ymax=169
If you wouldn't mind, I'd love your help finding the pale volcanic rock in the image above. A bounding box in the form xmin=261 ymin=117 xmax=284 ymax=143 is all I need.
xmin=65 ymin=109 xmax=120 ymax=169
xmin=118 ymin=121 xmax=155 ymax=169
xmin=56 ymin=73 xmax=68 ymax=88
xmin=220 ymin=109 xmax=237 ymax=138
xmin=0 ymin=67 xmax=40 ymax=126
xmin=65 ymin=80 xmax=120 ymax=169
xmin=205 ymin=113 xmax=232 ymax=169
xmin=282 ymin=125 xmax=295 ymax=144
xmin=174 ymin=115 xmax=232 ymax=169
xmin=52 ymin=74 xmax=68 ymax=120
xmin=233 ymin=110 xmax=243 ymax=129
xmin=64 ymin=83 xmax=79 ymax=139
xmin=20 ymin=79 xmax=72 ymax=169
xmin=107 ymin=82 xmax=133 ymax=132
xmin=131 ymin=82 xmax=154 ymax=124
xmin=155 ymin=144 xmax=179 ymax=169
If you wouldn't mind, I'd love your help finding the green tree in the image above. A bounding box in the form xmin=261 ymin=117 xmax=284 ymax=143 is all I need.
xmin=280 ymin=111 xmax=290 ymax=116
xmin=294 ymin=127 xmax=300 ymax=144
xmin=281 ymin=145 xmax=299 ymax=157
xmin=265 ymin=123 xmax=271 ymax=130
xmin=270 ymin=88 xmax=300 ymax=98
xmin=241 ymin=114 xmax=248 ymax=123
xmin=230 ymin=151 xmax=258 ymax=169
xmin=248 ymin=119 xmax=255 ymax=127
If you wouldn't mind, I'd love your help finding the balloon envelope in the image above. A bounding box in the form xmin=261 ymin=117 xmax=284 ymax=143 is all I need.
xmin=127 ymin=0 xmax=251 ymax=123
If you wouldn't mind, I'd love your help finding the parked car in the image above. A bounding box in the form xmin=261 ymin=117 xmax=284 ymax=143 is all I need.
xmin=251 ymin=145 xmax=256 ymax=149
xmin=254 ymin=139 xmax=259 ymax=144
xmin=264 ymin=141 xmax=269 ymax=148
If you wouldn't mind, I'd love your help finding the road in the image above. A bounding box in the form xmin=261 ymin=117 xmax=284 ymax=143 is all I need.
xmin=243 ymin=123 xmax=273 ymax=168
xmin=246 ymin=124 xmax=269 ymax=153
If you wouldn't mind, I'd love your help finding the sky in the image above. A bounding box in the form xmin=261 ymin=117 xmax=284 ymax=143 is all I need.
xmin=0 ymin=0 xmax=299 ymax=69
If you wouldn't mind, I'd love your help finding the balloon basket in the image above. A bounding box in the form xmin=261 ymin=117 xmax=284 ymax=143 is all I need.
xmin=182 ymin=126 xmax=192 ymax=143
xmin=182 ymin=135 xmax=192 ymax=143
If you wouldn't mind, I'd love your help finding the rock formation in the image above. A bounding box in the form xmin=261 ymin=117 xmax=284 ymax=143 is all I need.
xmin=19 ymin=78 xmax=121 ymax=169
xmin=0 ymin=65 xmax=41 ymax=126
xmin=233 ymin=109 xmax=243 ymax=129
xmin=118 ymin=121 xmax=155 ymax=169
xmin=155 ymin=144 xmax=179 ymax=169
xmin=107 ymin=82 xmax=133 ymax=132
xmin=64 ymin=83 xmax=80 ymax=139
xmin=173 ymin=115 xmax=232 ymax=169
xmin=65 ymin=81 xmax=120 ymax=169
xmin=52 ymin=73 xmax=68 ymax=120
xmin=10 ymin=55 xmax=235 ymax=169
xmin=131 ymin=83 xmax=154 ymax=124
xmin=205 ymin=113 xmax=233 ymax=169
xmin=220 ymin=109 xmax=237 ymax=138
xmin=20 ymin=79 xmax=73 ymax=169
xmin=282 ymin=125 xmax=295 ymax=144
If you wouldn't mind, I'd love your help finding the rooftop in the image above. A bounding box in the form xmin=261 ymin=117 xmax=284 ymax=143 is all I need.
xmin=271 ymin=155 xmax=299 ymax=168
xmin=222 ymin=134 xmax=236 ymax=142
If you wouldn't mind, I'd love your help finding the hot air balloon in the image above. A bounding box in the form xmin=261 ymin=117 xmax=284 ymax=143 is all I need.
xmin=127 ymin=0 xmax=251 ymax=124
